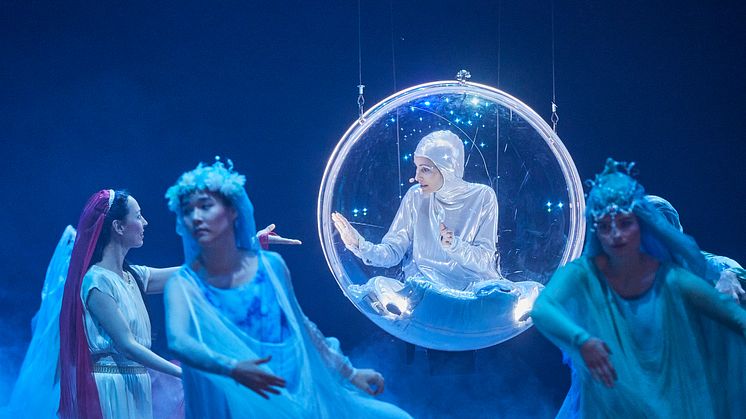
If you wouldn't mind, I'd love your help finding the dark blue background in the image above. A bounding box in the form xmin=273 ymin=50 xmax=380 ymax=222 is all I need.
xmin=2 ymin=1 xmax=744 ymax=417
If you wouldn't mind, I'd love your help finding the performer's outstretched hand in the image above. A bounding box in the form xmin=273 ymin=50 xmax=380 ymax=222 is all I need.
xmin=580 ymin=338 xmax=617 ymax=388
xmin=230 ymin=356 xmax=286 ymax=399
xmin=257 ymin=223 xmax=303 ymax=247
xmin=331 ymin=212 xmax=361 ymax=249
xmin=439 ymin=223 xmax=454 ymax=248
xmin=350 ymin=368 xmax=385 ymax=396
xmin=715 ymin=270 xmax=745 ymax=301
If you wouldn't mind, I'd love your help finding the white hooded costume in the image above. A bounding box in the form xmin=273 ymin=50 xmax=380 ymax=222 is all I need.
xmin=346 ymin=131 xmax=543 ymax=329
xmin=348 ymin=130 xmax=500 ymax=291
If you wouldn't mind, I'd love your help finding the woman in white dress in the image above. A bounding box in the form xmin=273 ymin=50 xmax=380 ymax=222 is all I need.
xmin=59 ymin=189 xmax=181 ymax=419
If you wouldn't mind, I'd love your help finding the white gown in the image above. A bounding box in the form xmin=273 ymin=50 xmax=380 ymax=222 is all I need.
xmin=1 ymin=226 xmax=75 ymax=419
xmin=81 ymin=264 xmax=153 ymax=419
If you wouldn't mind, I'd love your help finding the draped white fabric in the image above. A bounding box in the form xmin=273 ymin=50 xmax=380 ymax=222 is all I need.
xmin=81 ymin=265 xmax=152 ymax=354
xmin=80 ymin=264 xmax=153 ymax=419
xmin=1 ymin=226 xmax=75 ymax=418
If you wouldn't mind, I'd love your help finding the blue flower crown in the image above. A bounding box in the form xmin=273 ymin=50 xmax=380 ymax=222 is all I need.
xmin=165 ymin=157 xmax=246 ymax=212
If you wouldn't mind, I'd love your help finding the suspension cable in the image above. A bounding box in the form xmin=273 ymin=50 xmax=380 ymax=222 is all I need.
xmin=356 ymin=0 xmax=365 ymax=123
xmin=550 ymin=0 xmax=559 ymax=132
xmin=389 ymin=0 xmax=403 ymax=199
xmin=389 ymin=0 xmax=397 ymax=92
xmin=496 ymin=0 xmax=502 ymax=199
xmin=496 ymin=0 xmax=502 ymax=88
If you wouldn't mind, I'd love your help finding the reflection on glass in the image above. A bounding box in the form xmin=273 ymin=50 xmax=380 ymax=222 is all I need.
xmin=319 ymin=82 xmax=585 ymax=350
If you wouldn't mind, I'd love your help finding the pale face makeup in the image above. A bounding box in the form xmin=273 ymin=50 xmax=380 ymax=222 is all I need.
xmin=413 ymin=156 xmax=444 ymax=194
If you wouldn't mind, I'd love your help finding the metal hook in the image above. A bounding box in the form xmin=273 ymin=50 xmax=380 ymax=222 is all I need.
xmin=456 ymin=69 xmax=471 ymax=84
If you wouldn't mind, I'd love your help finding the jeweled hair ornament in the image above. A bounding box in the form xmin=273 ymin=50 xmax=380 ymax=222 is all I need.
xmin=585 ymin=158 xmax=644 ymax=228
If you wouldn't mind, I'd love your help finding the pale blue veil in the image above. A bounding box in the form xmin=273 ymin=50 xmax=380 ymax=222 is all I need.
xmin=1 ymin=226 xmax=76 ymax=418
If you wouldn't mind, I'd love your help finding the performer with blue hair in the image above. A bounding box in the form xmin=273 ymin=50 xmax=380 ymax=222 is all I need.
xmin=163 ymin=159 xmax=411 ymax=418
xmin=531 ymin=158 xmax=746 ymax=418
xmin=554 ymin=192 xmax=746 ymax=419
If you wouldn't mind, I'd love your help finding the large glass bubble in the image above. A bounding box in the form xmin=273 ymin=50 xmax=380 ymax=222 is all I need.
xmin=318 ymin=80 xmax=585 ymax=350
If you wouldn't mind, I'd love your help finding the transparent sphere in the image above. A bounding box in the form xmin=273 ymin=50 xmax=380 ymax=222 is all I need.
xmin=318 ymin=81 xmax=585 ymax=350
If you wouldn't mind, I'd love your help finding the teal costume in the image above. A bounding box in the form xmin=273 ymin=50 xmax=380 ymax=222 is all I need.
xmin=531 ymin=159 xmax=746 ymax=418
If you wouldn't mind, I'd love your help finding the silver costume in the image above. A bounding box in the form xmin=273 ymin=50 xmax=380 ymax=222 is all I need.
xmin=342 ymin=130 xmax=543 ymax=348
xmin=348 ymin=130 xmax=500 ymax=291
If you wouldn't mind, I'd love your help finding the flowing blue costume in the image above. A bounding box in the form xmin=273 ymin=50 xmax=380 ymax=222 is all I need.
xmin=164 ymin=160 xmax=411 ymax=418
xmin=531 ymin=160 xmax=746 ymax=418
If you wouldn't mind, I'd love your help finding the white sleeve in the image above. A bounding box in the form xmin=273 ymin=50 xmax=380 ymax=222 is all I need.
xmin=349 ymin=189 xmax=415 ymax=268
xmin=131 ymin=265 xmax=151 ymax=292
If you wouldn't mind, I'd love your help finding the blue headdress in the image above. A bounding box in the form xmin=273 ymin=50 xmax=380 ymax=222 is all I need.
xmin=582 ymin=158 xmax=706 ymax=277
xmin=165 ymin=157 xmax=259 ymax=262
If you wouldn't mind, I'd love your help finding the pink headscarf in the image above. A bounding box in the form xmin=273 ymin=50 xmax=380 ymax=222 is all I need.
xmin=58 ymin=189 xmax=112 ymax=419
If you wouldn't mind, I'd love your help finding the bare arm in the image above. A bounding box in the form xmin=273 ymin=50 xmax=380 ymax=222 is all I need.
xmin=86 ymin=289 xmax=181 ymax=377
xmin=114 ymin=223 xmax=308 ymax=299
xmin=257 ymin=223 xmax=303 ymax=246
xmin=145 ymin=267 xmax=180 ymax=294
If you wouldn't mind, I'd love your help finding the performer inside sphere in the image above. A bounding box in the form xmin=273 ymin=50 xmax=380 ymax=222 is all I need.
xmin=332 ymin=130 xmax=542 ymax=316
